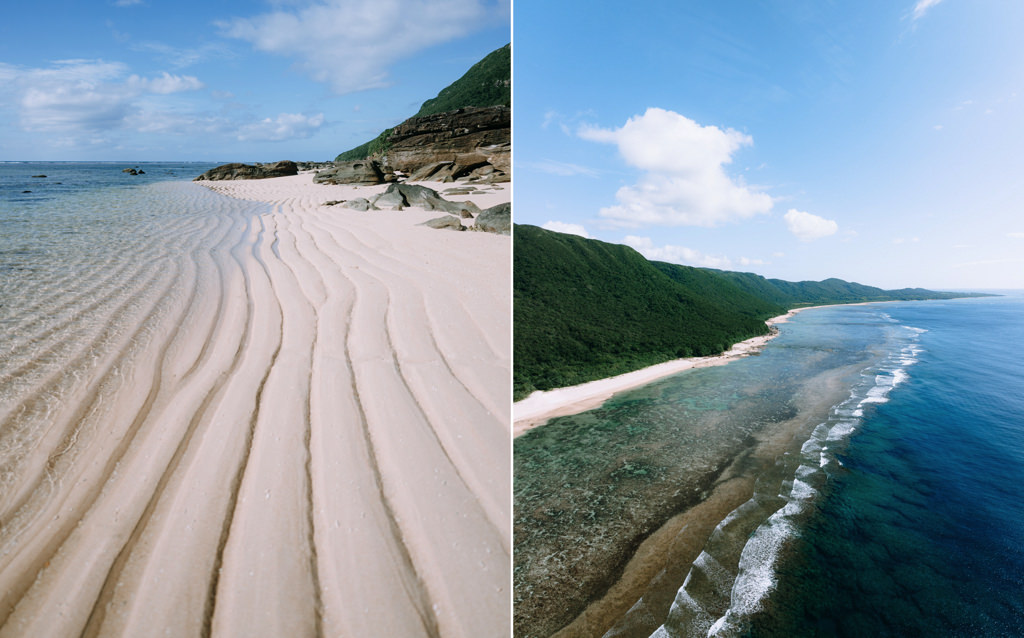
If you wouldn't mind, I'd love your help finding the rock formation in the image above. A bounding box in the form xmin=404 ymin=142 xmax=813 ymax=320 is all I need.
xmin=194 ymin=160 xmax=298 ymax=181
xmin=472 ymin=202 xmax=511 ymax=235
xmin=313 ymin=160 xmax=391 ymax=186
xmin=386 ymin=106 xmax=509 ymax=183
xmin=419 ymin=215 xmax=466 ymax=231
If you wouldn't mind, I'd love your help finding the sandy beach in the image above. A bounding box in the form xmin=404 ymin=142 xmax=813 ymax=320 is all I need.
xmin=0 ymin=173 xmax=509 ymax=637
xmin=513 ymin=308 xmax=805 ymax=436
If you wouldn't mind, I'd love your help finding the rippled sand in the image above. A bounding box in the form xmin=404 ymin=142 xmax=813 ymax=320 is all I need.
xmin=0 ymin=174 xmax=510 ymax=637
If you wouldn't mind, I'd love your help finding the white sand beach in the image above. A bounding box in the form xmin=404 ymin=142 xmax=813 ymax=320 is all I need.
xmin=0 ymin=173 xmax=509 ymax=637
xmin=513 ymin=308 xmax=805 ymax=436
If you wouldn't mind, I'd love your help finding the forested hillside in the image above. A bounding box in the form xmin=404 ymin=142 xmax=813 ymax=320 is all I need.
xmin=515 ymin=225 xmax=990 ymax=399
xmin=336 ymin=43 xmax=510 ymax=162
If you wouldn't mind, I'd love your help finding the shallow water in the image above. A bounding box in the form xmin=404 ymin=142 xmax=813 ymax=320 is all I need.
xmin=0 ymin=161 xmax=261 ymax=522
xmin=513 ymin=304 xmax=906 ymax=637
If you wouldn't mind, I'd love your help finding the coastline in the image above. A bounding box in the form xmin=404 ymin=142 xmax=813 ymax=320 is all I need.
xmin=513 ymin=302 xmax=896 ymax=637
xmin=513 ymin=307 xmax=807 ymax=436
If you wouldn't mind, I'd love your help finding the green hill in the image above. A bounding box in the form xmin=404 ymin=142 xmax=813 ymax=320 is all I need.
xmin=514 ymin=224 xmax=990 ymax=400
xmin=336 ymin=43 xmax=510 ymax=162
xmin=514 ymin=225 xmax=782 ymax=399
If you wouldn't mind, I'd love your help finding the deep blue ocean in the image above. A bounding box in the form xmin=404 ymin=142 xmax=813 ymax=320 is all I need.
xmin=746 ymin=294 xmax=1024 ymax=636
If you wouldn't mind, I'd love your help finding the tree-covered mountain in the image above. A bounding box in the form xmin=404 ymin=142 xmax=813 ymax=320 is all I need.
xmin=514 ymin=224 xmax=990 ymax=400
xmin=336 ymin=43 xmax=510 ymax=162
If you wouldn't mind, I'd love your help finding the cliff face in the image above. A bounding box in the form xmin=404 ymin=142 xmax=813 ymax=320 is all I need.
xmin=386 ymin=106 xmax=509 ymax=183
xmin=333 ymin=42 xmax=511 ymax=185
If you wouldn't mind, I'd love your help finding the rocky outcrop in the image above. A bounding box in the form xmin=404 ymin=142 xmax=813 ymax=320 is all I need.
xmin=419 ymin=215 xmax=465 ymax=231
xmin=472 ymin=202 xmax=511 ymax=235
xmin=385 ymin=106 xmax=509 ymax=183
xmin=194 ymin=160 xmax=298 ymax=181
xmin=313 ymin=160 xmax=390 ymax=186
xmin=364 ymin=183 xmax=481 ymax=216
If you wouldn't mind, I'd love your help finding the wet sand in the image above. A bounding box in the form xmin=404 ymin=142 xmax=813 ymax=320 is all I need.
xmin=0 ymin=174 xmax=510 ymax=637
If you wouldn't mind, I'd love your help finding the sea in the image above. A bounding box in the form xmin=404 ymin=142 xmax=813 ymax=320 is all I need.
xmin=0 ymin=161 xmax=264 ymax=492
xmin=514 ymin=294 xmax=1024 ymax=638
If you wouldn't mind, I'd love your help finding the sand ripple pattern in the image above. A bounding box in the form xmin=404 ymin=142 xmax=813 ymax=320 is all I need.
xmin=0 ymin=178 xmax=510 ymax=637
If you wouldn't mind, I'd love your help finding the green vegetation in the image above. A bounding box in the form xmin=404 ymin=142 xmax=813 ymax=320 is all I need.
xmin=334 ymin=127 xmax=393 ymax=162
xmin=514 ymin=224 xmax=991 ymax=400
xmin=335 ymin=43 xmax=510 ymax=162
xmin=514 ymin=225 xmax=781 ymax=399
xmin=413 ymin=43 xmax=510 ymax=117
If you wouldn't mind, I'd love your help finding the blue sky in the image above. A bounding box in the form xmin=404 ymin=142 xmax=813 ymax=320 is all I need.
xmin=0 ymin=0 xmax=509 ymax=162
xmin=514 ymin=0 xmax=1024 ymax=290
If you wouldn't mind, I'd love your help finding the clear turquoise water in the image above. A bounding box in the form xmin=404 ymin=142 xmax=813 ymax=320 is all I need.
xmin=0 ymin=162 xmax=266 ymax=488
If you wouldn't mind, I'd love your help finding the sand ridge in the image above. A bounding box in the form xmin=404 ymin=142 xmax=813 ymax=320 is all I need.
xmin=0 ymin=173 xmax=510 ymax=637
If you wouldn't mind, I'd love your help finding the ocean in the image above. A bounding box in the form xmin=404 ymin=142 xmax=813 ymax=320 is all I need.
xmin=0 ymin=161 xmax=258 ymax=522
xmin=514 ymin=295 xmax=1024 ymax=637
xmin=743 ymin=295 xmax=1024 ymax=637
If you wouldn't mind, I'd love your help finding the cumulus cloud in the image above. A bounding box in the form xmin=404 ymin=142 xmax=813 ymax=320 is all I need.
xmin=622 ymin=236 xmax=735 ymax=269
xmin=1007 ymin=232 xmax=1024 ymax=239
xmin=579 ymin=108 xmax=773 ymax=227
xmin=541 ymin=221 xmax=591 ymax=238
xmin=237 ymin=112 xmax=325 ymax=142
xmin=1 ymin=59 xmax=204 ymax=134
xmin=220 ymin=0 xmax=507 ymax=94
xmin=784 ymin=208 xmax=838 ymax=241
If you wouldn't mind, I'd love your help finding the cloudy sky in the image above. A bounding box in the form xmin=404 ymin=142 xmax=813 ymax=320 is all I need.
xmin=0 ymin=0 xmax=509 ymax=161
xmin=514 ymin=0 xmax=1024 ymax=290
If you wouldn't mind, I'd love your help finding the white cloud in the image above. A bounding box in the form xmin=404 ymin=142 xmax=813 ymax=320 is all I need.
xmin=2 ymin=60 xmax=203 ymax=135
xmin=622 ymin=235 xmax=734 ymax=269
xmin=579 ymin=108 xmax=773 ymax=227
xmin=912 ymin=0 xmax=942 ymax=21
xmin=220 ymin=0 xmax=507 ymax=94
xmin=541 ymin=221 xmax=591 ymax=238
xmin=237 ymin=112 xmax=325 ymax=141
xmin=784 ymin=208 xmax=838 ymax=241
xmin=132 ymin=41 xmax=233 ymax=69
xmin=131 ymin=71 xmax=204 ymax=94
xmin=1008 ymin=232 xmax=1024 ymax=239
xmin=524 ymin=160 xmax=598 ymax=177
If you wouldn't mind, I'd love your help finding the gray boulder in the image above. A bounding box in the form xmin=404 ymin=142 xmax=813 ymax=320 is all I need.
xmin=314 ymin=160 xmax=385 ymax=185
xmin=472 ymin=202 xmax=510 ymax=235
xmin=419 ymin=215 xmax=465 ymax=231
xmin=342 ymin=198 xmax=376 ymax=211
xmin=371 ymin=189 xmax=408 ymax=210
xmin=374 ymin=183 xmax=481 ymax=217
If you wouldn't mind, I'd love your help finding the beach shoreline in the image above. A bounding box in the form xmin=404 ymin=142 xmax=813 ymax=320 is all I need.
xmin=513 ymin=307 xmax=807 ymax=436
xmin=0 ymin=171 xmax=510 ymax=637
